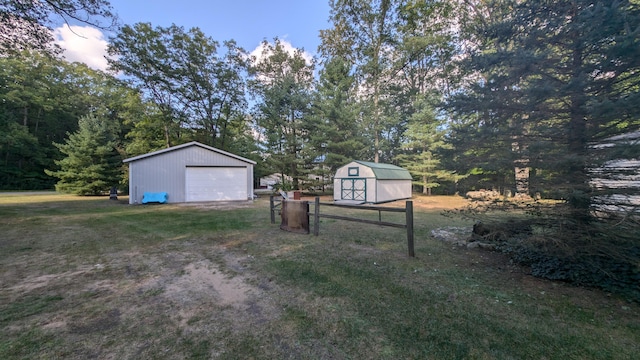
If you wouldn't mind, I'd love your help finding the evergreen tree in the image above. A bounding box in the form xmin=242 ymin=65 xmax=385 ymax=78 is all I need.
xmin=0 ymin=51 xmax=139 ymax=189
xmin=320 ymin=0 xmax=400 ymax=163
xmin=249 ymin=39 xmax=315 ymax=190
xmin=309 ymin=57 xmax=366 ymax=175
xmin=46 ymin=114 xmax=122 ymax=195
xmin=396 ymin=95 xmax=451 ymax=195
xmin=449 ymin=0 xmax=640 ymax=217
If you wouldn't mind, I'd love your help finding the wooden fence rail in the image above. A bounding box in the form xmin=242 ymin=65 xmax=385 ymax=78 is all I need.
xmin=312 ymin=197 xmax=414 ymax=257
xmin=270 ymin=195 xmax=415 ymax=257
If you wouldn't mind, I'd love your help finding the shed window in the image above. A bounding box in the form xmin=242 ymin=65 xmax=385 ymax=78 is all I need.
xmin=348 ymin=167 xmax=359 ymax=176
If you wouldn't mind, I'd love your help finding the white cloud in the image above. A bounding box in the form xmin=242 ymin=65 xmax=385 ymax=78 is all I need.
xmin=53 ymin=25 xmax=111 ymax=72
xmin=250 ymin=38 xmax=313 ymax=66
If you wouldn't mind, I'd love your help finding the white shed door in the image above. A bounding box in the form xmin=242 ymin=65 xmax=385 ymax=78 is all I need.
xmin=185 ymin=167 xmax=247 ymax=202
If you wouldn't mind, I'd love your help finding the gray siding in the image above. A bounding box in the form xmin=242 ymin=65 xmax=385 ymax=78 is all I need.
xmin=128 ymin=145 xmax=254 ymax=204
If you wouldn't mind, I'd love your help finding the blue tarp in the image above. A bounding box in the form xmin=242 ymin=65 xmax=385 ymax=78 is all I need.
xmin=142 ymin=192 xmax=168 ymax=204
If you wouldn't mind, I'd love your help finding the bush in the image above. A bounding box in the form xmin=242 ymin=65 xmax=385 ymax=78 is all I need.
xmin=507 ymin=243 xmax=640 ymax=301
xmin=449 ymin=201 xmax=640 ymax=302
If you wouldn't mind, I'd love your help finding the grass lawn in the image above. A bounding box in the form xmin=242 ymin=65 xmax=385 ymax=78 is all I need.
xmin=1 ymin=193 xmax=638 ymax=359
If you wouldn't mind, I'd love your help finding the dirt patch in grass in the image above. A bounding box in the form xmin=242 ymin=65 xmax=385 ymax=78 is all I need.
xmin=6 ymin=267 xmax=94 ymax=294
xmin=1 ymin=245 xmax=289 ymax=357
xmin=165 ymin=261 xmax=252 ymax=307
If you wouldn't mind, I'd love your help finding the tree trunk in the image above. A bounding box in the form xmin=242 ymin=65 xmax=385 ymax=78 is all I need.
xmin=22 ymin=106 xmax=28 ymax=127
xmin=422 ymin=174 xmax=428 ymax=195
xmin=566 ymin=34 xmax=590 ymax=218
xmin=164 ymin=124 xmax=171 ymax=148
xmin=35 ymin=108 xmax=42 ymax=133
xmin=374 ymin=91 xmax=380 ymax=163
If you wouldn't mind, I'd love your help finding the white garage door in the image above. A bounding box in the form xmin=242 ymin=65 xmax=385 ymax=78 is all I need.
xmin=185 ymin=167 xmax=247 ymax=202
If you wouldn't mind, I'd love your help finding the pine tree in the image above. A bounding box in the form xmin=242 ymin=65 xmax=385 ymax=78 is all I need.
xmin=396 ymin=95 xmax=452 ymax=195
xmin=46 ymin=114 xmax=122 ymax=195
xmin=309 ymin=57 xmax=366 ymax=172
xmin=449 ymin=0 xmax=640 ymax=217
xmin=320 ymin=0 xmax=400 ymax=163
xmin=249 ymin=39 xmax=315 ymax=190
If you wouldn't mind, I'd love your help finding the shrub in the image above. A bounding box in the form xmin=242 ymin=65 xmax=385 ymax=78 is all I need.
xmin=448 ymin=201 xmax=640 ymax=302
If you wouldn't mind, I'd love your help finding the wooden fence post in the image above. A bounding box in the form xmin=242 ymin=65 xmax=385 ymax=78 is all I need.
xmin=406 ymin=200 xmax=415 ymax=257
xmin=313 ymin=196 xmax=320 ymax=236
xmin=270 ymin=195 xmax=275 ymax=224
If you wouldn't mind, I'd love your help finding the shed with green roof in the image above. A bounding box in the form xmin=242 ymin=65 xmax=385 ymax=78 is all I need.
xmin=333 ymin=160 xmax=412 ymax=204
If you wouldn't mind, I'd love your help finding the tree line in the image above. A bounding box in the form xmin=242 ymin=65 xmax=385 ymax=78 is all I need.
xmin=2 ymin=0 xmax=639 ymax=210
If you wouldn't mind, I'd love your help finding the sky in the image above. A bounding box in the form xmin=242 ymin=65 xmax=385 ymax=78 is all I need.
xmin=53 ymin=0 xmax=331 ymax=72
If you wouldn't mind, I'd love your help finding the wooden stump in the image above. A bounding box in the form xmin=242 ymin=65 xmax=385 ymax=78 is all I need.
xmin=280 ymin=200 xmax=309 ymax=234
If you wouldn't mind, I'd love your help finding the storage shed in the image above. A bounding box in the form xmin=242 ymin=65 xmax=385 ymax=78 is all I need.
xmin=123 ymin=142 xmax=256 ymax=204
xmin=333 ymin=161 xmax=412 ymax=204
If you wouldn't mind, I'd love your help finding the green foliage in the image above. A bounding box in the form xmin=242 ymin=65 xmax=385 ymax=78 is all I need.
xmin=46 ymin=114 xmax=123 ymax=195
xmin=450 ymin=201 xmax=640 ymax=301
xmin=0 ymin=118 xmax=49 ymax=189
xmin=442 ymin=0 xmax=640 ymax=300
xmin=396 ymin=94 xmax=454 ymax=195
xmin=0 ymin=0 xmax=115 ymax=55
xmin=448 ymin=0 xmax=640 ymax=216
xmin=511 ymin=246 xmax=640 ymax=301
xmin=107 ymin=23 xmax=193 ymax=148
xmin=108 ymin=23 xmax=250 ymax=152
xmin=249 ymin=39 xmax=315 ymax=189
xmin=320 ymin=0 xmax=401 ymax=163
xmin=308 ymin=56 xmax=366 ymax=182
xmin=0 ymin=52 xmax=141 ymax=190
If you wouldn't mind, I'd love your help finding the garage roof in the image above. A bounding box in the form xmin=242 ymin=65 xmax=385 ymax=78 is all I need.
xmin=353 ymin=160 xmax=412 ymax=180
xmin=123 ymin=141 xmax=256 ymax=164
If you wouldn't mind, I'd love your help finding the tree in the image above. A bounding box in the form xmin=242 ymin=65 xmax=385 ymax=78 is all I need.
xmin=448 ymin=0 xmax=640 ymax=216
xmin=108 ymin=23 xmax=186 ymax=148
xmin=320 ymin=0 xmax=400 ymax=163
xmin=396 ymin=95 xmax=452 ymax=195
xmin=46 ymin=114 xmax=122 ymax=195
xmin=309 ymin=57 xmax=366 ymax=176
xmin=0 ymin=0 xmax=116 ymax=54
xmin=0 ymin=117 xmax=47 ymax=189
xmin=108 ymin=23 xmax=249 ymax=151
xmin=0 ymin=51 xmax=139 ymax=189
xmin=175 ymin=37 xmax=249 ymax=150
xmin=394 ymin=0 xmax=458 ymax=98
xmin=249 ymin=39 xmax=315 ymax=190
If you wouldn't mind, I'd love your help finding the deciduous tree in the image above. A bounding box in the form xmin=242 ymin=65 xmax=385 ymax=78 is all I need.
xmin=108 ymin=23 xmax=250 ymax=151
xmin=0 ymin=0 xmax=116 ymax=54
xmin=0 ymin=52 xmax=138 ymax=189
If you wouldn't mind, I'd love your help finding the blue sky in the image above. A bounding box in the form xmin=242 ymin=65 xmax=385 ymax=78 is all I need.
xmin=54 ymin=0 xmax=331 ymax=71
